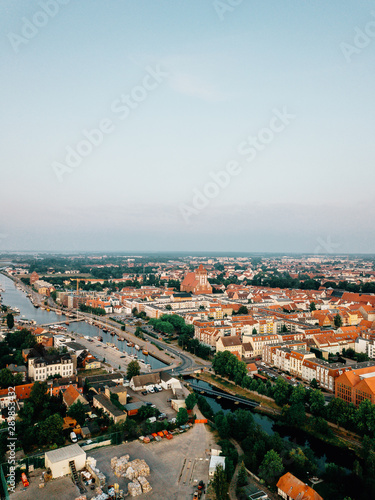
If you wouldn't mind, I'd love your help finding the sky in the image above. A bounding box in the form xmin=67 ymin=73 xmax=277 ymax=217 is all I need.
xmin=1 ymin=0 xmax=375 ymax=254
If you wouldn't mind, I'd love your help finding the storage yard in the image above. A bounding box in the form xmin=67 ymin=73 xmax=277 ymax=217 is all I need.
xmin=10 ymin=416 xmax=215 ymax=500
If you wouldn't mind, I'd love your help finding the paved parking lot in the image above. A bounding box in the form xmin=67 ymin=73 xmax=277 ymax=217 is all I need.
xmin=127 ymin=386 xmax=178 ymax=419
xmin=11 ymin=422 xmax=215 ymax=500
xmin=89 ymin=422 xmax=214 ymax=500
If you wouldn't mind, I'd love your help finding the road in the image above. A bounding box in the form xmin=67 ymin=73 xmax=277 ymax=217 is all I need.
xmin=10 ymin=274 xmax=212 ymax=376
xmin=81 ymin=314 xmax=211 ymax=376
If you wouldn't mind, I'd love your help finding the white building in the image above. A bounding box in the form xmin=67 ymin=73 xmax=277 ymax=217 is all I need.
xmin=209 ymin=455 xmax=226 ymax=477
xmin=45 ymin=444 xmax=86 ymax=479
xmin=28 ymin=354 xmax=75 ymax=381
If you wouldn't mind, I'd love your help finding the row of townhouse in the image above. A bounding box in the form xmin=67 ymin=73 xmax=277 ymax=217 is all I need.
xmin=312 ymin=331 xmax=358 ymax=356
xmin=264 ymin=339 xmax=375 ymax=392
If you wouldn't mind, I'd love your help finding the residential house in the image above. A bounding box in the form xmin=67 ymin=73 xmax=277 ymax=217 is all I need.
xmin=276 ymin=472 xmax=323 ymax=500
xmin=92 ymin=393 xmax=127 ymax=424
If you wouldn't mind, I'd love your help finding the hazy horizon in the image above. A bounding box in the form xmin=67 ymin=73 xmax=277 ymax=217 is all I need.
xmin=1 ymin=1 xmax=374 ymax=254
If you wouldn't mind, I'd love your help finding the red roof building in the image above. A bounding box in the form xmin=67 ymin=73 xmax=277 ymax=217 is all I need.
xmin=180 ymin=264 xmax=212 ymax=295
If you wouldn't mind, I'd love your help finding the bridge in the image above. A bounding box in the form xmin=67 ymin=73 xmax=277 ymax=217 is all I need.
xmin=187 ymin=383 xmax=260 ymax=408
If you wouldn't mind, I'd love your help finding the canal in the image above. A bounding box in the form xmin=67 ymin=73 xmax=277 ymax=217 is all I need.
xmin=0 ymin=272 xmax=167 ymax=370
xmin=186 ymin=377 xmax=357 ymax=473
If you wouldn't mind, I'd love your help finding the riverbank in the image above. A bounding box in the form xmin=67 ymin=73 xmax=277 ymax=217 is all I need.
xmin=191 ymin=371 xmax=281 ymax=413
xmin=191 ymin=372 xmax=363 ymax=455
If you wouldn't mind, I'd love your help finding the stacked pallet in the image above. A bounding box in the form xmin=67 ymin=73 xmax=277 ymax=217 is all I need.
xmin=128 ymin=479 xmax=142 ymax=497
xmin=91 ymin=487 xmax=110 ymax=500
xmin=138 ymin=476 xmax=152 ymax=493
xmin=86 ymin=459 xmax=106 ymax=488
xmin=111 ymin=455 xmax=130 ymax=477
xmin=125 ymin=459 xmax=150 ymax=480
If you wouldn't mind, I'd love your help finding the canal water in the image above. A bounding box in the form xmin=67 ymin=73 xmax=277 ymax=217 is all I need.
xmin=186 ymin=377 xmax=356 ymax=473
xmin=0 ymin=273 xmax=167 ymax=370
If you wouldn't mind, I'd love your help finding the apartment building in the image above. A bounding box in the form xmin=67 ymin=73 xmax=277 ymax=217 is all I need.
xmin=262 ymin=341 xmax=307 ymax=365
xmin=242 ymin=334 xmax=279 ymax=357
xmin=335 ymin=365 xmax=375 ymax=406
xmin=28 ymin=354 xmax=76 ymax=381
xmin=216 ymin=336 xmax=243 ymax=356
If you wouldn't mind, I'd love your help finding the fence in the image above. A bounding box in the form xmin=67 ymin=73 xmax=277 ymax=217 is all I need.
xmin=0 ymin=464 xmax=9 ymax=500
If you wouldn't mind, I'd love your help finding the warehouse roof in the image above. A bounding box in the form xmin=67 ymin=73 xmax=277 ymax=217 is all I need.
xmin=45 ymin=444 xmax=86 ymax=464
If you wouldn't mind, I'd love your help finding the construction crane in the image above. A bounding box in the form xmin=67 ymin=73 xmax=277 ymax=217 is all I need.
xmin=69 ymin=278 xmax=84 ymax=294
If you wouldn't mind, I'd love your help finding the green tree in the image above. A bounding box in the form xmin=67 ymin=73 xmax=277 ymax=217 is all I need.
xmin=176 ymin=407 xmax=189 ymax=426
xmin=282 ymin=402 xmax=305 ymax=427
xmin=185 ymin=393 xmax=197 ymax=410
xmin=252 ymin=327 xmax=257 ymax=335
xmin=215 ymin=412 xmax=231 ymax=439
xmin=259 ymin=449 xmax=284 ymax=485
xmin=6 ymin=314 xmax=14 ymax=330
xmin=334 ymin=313 xmax=343 ymax=328
xmin=68 ymin=400 xmax=86 ymax=426
xmin=212 ymin=464 xmax=229 ymax=500
xmin=237 ymin=461 xmax=247 ymax=487
xmin=38 ymin=413 xmax=64 ymax=445
xmin=0 ymin=368 xmax=14 ymax=389
xmin=327 ymin=397 xmax=348 ymax=428
xmin=273 ymin=377 xmax=291 ymax=406
xmin=313 ymin=416 xmax=332 ymax=436
xmin=126 ymin=360 xmax=140 ymax=380
xmin=355 ymin=399 xmax=375 ymax=435
xmin=310 ymin=302 xmax=316 ymax=311
xmin=290 ymin=385 xmax=306 ymax=405
xmin=137 ymin=405 xmax=158 ymax=420
xmin=310 ymin=378 xmax=319 ymax=389
xmin=309 ymin=389 xmax=325 ymax=416
xmin=134 ymin=327 xmax=144 ymax=339
xmin=237 ymin=306 xmax=249 ymax=315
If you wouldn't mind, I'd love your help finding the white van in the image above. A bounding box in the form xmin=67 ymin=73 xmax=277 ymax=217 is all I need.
xmin=70 ymin=431 xmax=78 ymax=443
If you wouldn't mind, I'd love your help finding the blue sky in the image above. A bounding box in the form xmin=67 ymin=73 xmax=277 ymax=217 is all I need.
xmin=1 ymin=0 xmax=374 ymax=253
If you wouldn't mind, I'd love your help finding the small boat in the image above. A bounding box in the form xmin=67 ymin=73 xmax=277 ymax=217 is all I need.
xmin=65 ymin=321 xmax=70 ymax=326
xmin=46 ymin=308 xmax=50 ymax=312
xmin=56 ymin=310 xmax=62 ymax=315
xmin=142 ymin=350 xmax=149 ymax=356
xmin=40 ymin=306 xmax=45 ymax=310
xmin=128 ymin=342 xmax=134 ymax=347
xmin=102 ymin=328 xmax=108 ymax=333
xmin=110 ymin=331 xmax=115 ymax=336
xmin=135 ymin=344 xmax=140 ymax=350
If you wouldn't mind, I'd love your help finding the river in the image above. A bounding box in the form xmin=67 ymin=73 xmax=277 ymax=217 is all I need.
xmin=0 ymin=273 xmax=167 ymax=370
xmin=186 ymin=377 xmax=357 ymax=473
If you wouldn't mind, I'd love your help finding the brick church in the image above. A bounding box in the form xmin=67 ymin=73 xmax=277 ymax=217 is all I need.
xmin=180 ymin=264 xmax=212 ymax=295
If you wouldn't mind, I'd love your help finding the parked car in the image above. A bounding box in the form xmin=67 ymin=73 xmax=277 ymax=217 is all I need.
xmin=70 ymin=431 xmax=78 ymax=443
xmin=142 ymin=391 xmax=148 ymax=396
